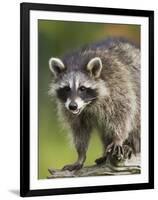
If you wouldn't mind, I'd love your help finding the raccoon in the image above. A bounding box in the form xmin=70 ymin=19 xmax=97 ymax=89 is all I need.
xmin=49 ymin=38 xmax=140 ymax=171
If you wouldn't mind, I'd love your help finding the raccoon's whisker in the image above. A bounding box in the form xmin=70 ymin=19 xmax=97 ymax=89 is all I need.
xmin=87 ymin=97 xmax=97 ymax=101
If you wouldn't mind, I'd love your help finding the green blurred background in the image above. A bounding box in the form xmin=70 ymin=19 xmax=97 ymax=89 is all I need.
xmin=38 ymin=20 xmax=140 ymax=179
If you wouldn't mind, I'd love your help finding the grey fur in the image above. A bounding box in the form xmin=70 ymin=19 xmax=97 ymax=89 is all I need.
xmin=49 ymin=38 xmax=140 ymax=171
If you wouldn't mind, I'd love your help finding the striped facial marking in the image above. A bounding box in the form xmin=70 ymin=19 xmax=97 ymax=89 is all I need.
xmin=55 ymin=72 xmax=108 ymax=114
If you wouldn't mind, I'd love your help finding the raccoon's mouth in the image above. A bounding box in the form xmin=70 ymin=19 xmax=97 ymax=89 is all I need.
xmin=69 ymin=101 xmax=92 ymax=115
xmin=70 ymin=108 xmax=82 ymax=115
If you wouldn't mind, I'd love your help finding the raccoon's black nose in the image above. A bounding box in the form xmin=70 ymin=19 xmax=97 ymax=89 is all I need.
xmin=69 ymin=102 xmax=78 ymax=111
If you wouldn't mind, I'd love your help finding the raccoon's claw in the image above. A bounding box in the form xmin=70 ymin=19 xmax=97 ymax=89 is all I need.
xmin=123 ymin=145 xmax=133 ymax=159
xmin=106 ymin=142 xmax=124 ymax=161
xmin=62 ymin=163 xmax=83 ymax=171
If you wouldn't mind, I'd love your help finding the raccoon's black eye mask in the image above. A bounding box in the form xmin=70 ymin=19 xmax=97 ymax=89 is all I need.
xmin=56 ymin=84 xmax=98 ymax=103
xmin=79 ymin=87 xmax=98 ymax=101
xmin=79 ymin=86 xmax=86 ymax=91
xmin=63 ymin=86 xmax=71 ymax=92
xmin=59 ymin=85 xmax=88 ymax=92
xmin=56 ymin=86 xmax=70 ymax=102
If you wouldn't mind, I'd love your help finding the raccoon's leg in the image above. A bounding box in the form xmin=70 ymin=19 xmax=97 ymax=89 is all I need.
xmin=105 ymin=117 xmax=132 ymax=163
xmin=62 ymin=123 xmax=91 ymax=171
xmin=95 ymin=134 xmax=125 ymax=165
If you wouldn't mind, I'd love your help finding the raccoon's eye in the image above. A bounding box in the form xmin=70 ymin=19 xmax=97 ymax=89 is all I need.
xmin=79 ymin=86 xmax=86 ymax=92
xmin=63 ymin=86 xmax=71 ymax=92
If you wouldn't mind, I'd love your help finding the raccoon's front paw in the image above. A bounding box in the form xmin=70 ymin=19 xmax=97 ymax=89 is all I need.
xmin=95 ymin=156 xmax=107 ymax=165
xmin=123 ymin=145 xmax=133 ymax=159
xmin=62 ymin=163 xmax=83 ymax=171
xmin=106 ymin=142 xmax=124 ymax=162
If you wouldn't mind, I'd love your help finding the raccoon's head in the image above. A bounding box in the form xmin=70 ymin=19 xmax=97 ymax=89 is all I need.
xmin=49 ymin=57 xmax=108 ymax=115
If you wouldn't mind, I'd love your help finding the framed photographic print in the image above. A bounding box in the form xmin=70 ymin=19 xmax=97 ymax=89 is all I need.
xmin=20 ymin=2 xmax=154 ymax=197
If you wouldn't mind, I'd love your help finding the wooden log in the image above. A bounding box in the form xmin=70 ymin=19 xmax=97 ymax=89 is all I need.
xmin=47 ymin=154 xmax=140 ymax=179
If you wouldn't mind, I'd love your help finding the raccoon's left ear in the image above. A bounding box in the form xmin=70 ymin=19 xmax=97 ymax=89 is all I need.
xmin=87 ymin=57 xmax=103 ymax=78
xmin=49 ymin=57 xmax=66 ymax=77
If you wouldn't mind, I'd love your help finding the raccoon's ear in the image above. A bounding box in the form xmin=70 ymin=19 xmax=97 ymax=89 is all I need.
xmin=49 ymin=57 xmax=65 ymax=77
xmin=87 ymin=57 xmax=103 ymax=78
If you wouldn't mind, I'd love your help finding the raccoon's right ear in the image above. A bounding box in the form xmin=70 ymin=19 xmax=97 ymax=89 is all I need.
xmin=49 ymin=57 xmax=66 ymax=77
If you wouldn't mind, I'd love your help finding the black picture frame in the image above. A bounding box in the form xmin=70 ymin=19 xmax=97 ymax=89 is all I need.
xmin=20 ymin=2 xmax=154 ymax=197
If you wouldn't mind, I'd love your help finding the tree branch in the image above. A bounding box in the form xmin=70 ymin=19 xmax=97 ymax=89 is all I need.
xmin=47 ymin=154 xmax=140 ymax=178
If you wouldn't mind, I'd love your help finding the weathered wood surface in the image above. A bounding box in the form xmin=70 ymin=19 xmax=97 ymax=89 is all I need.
xmin=47 ymin=154 xmax=140 ymax=178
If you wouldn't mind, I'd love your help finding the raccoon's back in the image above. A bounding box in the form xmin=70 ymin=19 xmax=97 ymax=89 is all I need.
xmin=94 ymin=38 xmax=140 ymax=97
xmin=88 ymin=38 xmax=140 ymax=73
xmin=62 ymin=38 xmax=140 ymax=74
